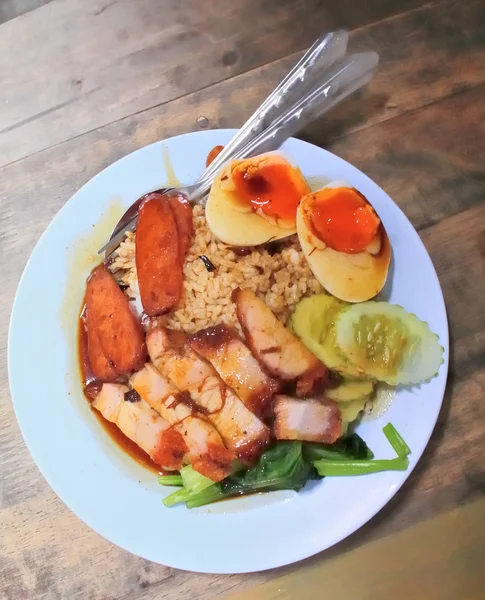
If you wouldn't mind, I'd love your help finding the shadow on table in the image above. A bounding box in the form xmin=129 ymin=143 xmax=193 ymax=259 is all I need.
xmin=298 ymin=89 xmax=390 ymax=147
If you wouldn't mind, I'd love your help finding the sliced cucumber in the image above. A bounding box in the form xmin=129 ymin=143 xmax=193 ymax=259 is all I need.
xmin=335 ymin=302 xmax=444 ymax=385
xmin=322 ymin=323 xmax=369 ymax=379
xmin=339 ymin=395 xmax=369 ymax=423
xmin=291 ymin=294 xmax=367 ymax=379
xmin=290 ymin=294 xmax=338 ymax=341
xmin=326 ymin=379 xmax=375 ymax=403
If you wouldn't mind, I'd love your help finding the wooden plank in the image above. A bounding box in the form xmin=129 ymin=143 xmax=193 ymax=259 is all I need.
xmin=225 ymin=499 xmax=485 ymax=600
xmin=303 ymin=0 xmax=485 ymax=141
xmin=0 ymin=0 xmax=52 ymax=24
xmin=0 ymin=0 xmax=432 ymax=166
xmin=328 ymin=84 xmax=485 ymax=232
xmin=182 ymin=0 xmax=485 ymax=148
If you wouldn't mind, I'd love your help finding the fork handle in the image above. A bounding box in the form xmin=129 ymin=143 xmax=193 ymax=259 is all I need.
xmin=189 ymin=52 xmax=379 ymax=204
xmin=195 ymin=30 xmax=349 ymax=187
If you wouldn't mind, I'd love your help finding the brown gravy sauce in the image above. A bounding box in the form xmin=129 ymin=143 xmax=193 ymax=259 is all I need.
xmin=78 ymin=300 xmax=162 ymax=474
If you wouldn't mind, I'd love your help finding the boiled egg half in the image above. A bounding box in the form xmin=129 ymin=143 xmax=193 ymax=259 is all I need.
xmin=297 ymin=181 xmax=391 ymax=302
xmin=206 ymin=152 xmax=310 ymax=246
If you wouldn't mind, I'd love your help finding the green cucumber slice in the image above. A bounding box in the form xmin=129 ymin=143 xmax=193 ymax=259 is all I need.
xmin=290 ymin=294 xmax=367 ymax=379
xmin=334 ymin=302 xmax=444 ymax=385
xmin=326 ymin=379 xmax=375 ymax=403
xmin=339 ymin=395 xmax=370 ymax=423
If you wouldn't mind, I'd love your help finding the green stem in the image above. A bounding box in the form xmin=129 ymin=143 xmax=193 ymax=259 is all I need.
xmin=383 ymin=423 xmax=411 ymax=458
xmin=158 ymin=475 xmax=183 ymax=487
xmin=186 ymin=484 xmax=227 ymax=509
xmin=162 ymin=488 xmax=193 ymax=507
xmin=304 ymin=447 xmax=355 ymax=462
xmin=314 ymin=457 xmax=409 ymax=477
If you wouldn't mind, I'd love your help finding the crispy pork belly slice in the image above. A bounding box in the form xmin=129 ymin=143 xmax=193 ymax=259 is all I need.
xmin=130 ymin=364 xmax=233 ymax=481
xmin=233 ymin=288 xmax=327 ymax=396
xmin=180 ymin=416 xmax=234 ymax=481
xmin=273 ymin=395 xmax=341 ymax=444
xmin=93 ymin=383 xmax=187 ymax=470
xmin=189 ymin=325 xmax=280 ymax=417
xmin=131 ymin=364 xmax=193 ymax=422
xmin=146 ymin=327 xmax=271 ymax=462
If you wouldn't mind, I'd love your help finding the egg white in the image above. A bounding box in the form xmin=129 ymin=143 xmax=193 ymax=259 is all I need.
xmin=296 ymin=182 xmax=391 ymax=302
xmin=205 ymin=164 xmax=299 ymax=247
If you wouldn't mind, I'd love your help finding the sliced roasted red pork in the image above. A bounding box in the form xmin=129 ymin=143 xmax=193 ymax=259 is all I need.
xmin=189 ymin=325 xmax=280 ymax=418
xmin=130 ymin=364 xmax=233 ymax=481
xmin=273 ymin=395 xmax=341 ymax=444
xmin=233 ymin=288 xmax=327 ymax=396
xmin=93 ymin=383 xmax=187 ymax=470
xmin=146 ymin=327 xmax=271 ymax=462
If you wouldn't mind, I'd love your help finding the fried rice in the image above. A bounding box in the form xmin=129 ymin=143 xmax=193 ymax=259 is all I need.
xmin=109 ymin=205 xmax=322 ymax=333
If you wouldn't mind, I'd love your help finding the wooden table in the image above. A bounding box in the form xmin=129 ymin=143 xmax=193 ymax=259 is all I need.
xmin=1 ymin=1 xmax=484 ymax=598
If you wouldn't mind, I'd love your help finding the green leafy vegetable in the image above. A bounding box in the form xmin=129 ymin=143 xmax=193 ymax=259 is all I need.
xmin=303 ymin=433 xmax=373 ymax=463
xmin=221 ymin=441 xmax=316 ymax=496
xmin=162 ymin=465 xmax=217 ymax=507
xmin=185 ymin=484 xmax=226 ymax=509
xmin=180 ymin=465 xmax=214 ymax=493
xmin=344 ymin=433 xmax=375 ymax=460
xmin=162 ymin=487 xmax=194 ymax=508
xmin=159 ymin=442 xmax=319 ymax=508
xmin=157 ymin=426 xmax=410 ymax=508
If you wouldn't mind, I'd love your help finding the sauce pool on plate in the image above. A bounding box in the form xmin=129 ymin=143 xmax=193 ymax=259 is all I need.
xmin=78 ymin=303 xmax=163 ymax=474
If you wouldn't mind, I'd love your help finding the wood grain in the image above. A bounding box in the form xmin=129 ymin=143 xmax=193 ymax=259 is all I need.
xmin=2 ymin=0 xmax=482 ymax=174
xmin=0 ymin=0 xmax=52 ymax=24
xmin=0 ymin=0 xmax=432 ymax=167
xmin=1 ymin=0 xmax=485 ymax=598
xmin=225 ymin=498 xmax=485 ymax=600
xmin=329 ymin=83 xmax=485 ymax=232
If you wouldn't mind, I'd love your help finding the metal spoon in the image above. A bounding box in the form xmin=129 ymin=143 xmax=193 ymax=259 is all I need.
xmin=100 ymin=30 xmax=349 ymax=258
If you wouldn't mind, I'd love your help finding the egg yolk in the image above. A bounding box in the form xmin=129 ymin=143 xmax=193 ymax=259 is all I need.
xmin=230 ymin=156 xmax=309 ymax=222
xmin=306 ymin=187 xmax=380 ymax=253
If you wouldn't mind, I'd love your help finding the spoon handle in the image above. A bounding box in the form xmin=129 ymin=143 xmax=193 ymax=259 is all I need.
xmin=199 ymin=30 xmax=349 ymax=185
xmin=236 ymin=52 xmax=379 ymax=159
xmin=190 ymin=51 xmax=379 ymax=203
xmin=99 ymin=35 xmax=371 ymax=257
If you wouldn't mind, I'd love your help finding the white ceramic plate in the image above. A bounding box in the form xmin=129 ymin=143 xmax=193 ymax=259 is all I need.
xmin=8 ymin=129 xmax=448 ymax=574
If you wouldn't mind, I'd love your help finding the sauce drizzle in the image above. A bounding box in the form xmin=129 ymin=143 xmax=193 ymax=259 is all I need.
xmin=78 ymin=301 xmax=163 ymax=474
